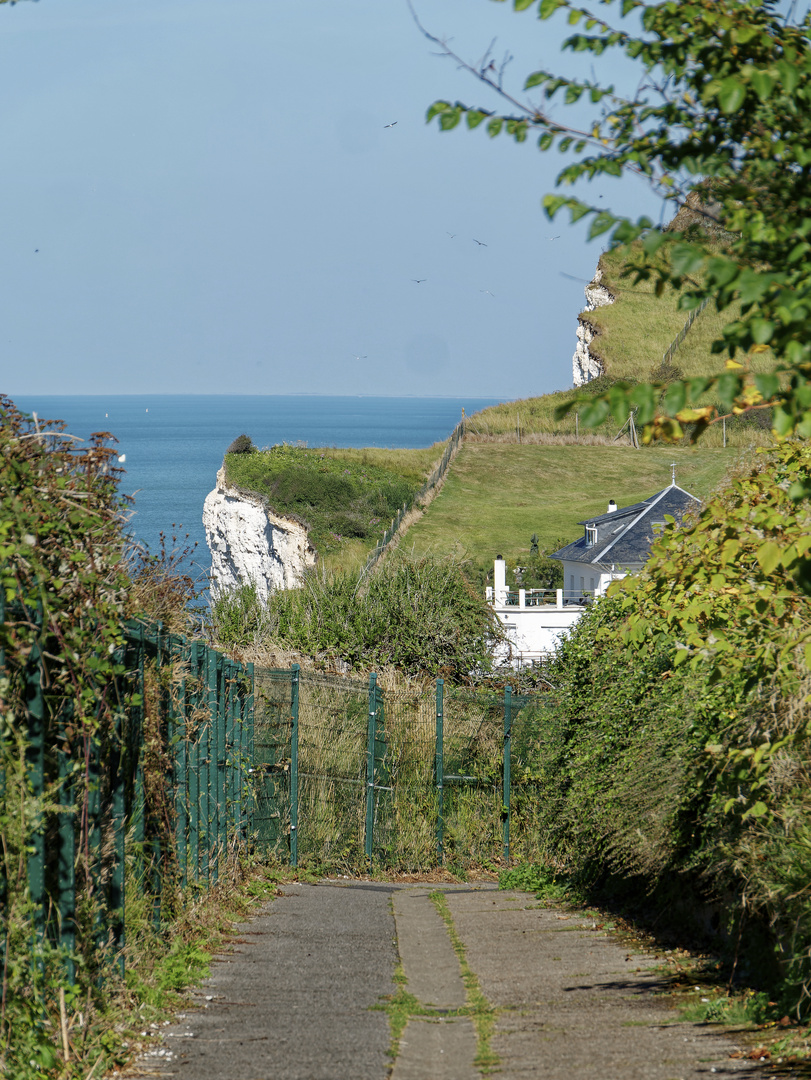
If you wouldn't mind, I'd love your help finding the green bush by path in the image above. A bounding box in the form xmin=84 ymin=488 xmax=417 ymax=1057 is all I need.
xmin=517 ymin=441 xmax=811 ymax=1014
xmin=211 ymin=552 xmax=504 ymax=683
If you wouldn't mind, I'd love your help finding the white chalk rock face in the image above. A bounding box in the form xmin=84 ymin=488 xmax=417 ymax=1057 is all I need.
xmin=572 ymin=266 xmax=615 ymax=387
xmin=203 ymin=466 xmax=316 ymax=601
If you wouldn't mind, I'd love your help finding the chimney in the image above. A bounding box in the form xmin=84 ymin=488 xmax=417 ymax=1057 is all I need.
xmin=607 ymin=499 xmax=617 ymax=513
xmin=493 ymin=556 xmax=507 ymax=604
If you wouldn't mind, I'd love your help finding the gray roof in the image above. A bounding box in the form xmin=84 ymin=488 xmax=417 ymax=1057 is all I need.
xmin=550 ymin=484 xmax=701 ymax=569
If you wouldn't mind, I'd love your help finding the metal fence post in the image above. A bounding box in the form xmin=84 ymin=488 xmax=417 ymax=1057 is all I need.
xmin=290 ymin=664 xmax=300 ymax=867
xmin=188 ymin=642 xmax=201 ymax=883
xmin=217 ymin=655 xmax=227 ymax=873
xmin=133 ymin=624 xmax=146 ymax=887
xmin=110 ymin=701 xmax=126 ymax=979
xmin=25 ymin=626 xmax=46 ymax=941
xmin=175 ymin=640 xmax=189 ymax=890
xmin=57 ymin=719 xmax=76 ymax=984
xmin=206 ymin=647 xmax=218 ymax=884
xmin=502 ymin=685 xmax=512 ymax=864
xmin=364 ymin=673 xmax=377 ymax=869
xmin=246 ymin=661 xmax=255 ymax=842
xmin=226 ymin=661 xmax=237 ymax=841
xmin=435 ymin=678 xmax=444 ymax=866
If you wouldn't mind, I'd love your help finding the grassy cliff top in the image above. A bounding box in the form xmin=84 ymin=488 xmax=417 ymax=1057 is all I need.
xmin=224 ymin=442 xmax=444 ymax=568
xmin=584 ymin=244 xmax=776 ymax=384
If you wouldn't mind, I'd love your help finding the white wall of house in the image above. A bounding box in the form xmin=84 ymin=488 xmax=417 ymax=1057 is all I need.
xmin=560 ymin=560 xmax=632 ymax=601
xmin=487 ymin=558 xmax=583 ymax=664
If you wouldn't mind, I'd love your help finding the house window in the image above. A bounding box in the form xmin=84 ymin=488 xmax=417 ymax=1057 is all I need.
xmin=585 ymin=525 xmax=597 ymax=547
xmin=579 ymin=575 xmax=584 ymax=593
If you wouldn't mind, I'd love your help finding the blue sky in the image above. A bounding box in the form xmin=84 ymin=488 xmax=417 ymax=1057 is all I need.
xmin=1 ymin=0 xmax=664 ymax=399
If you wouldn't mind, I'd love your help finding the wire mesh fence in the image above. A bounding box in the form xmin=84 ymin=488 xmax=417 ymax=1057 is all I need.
xmin=252 ymin=666 xmax=551 ymax=873
xmin=1 ymin=605 xmax=254 ymax=983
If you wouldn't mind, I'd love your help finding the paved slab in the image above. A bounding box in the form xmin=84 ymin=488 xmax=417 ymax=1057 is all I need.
xmin=391 ymin=889 xmax=466 ymax=1009
xmin=445 ymin=888 xmax=765 ymax=1080
xmin=391 ymin=1018 xmax=478 ymax=1080
xmin=124 ymin=880 xmax=774 ymax=1080
xmin=390 ymin=888 xmax=478 ymax=1080
xmin=125 ymin=881 xmax=397 ymax=1080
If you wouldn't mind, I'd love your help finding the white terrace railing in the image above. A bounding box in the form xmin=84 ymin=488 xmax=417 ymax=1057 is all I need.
xmin=486 ymin=587 xmax=596 ymax=608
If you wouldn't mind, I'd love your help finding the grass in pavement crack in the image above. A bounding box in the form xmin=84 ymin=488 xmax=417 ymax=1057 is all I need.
xmin=429 ymin=890 xmax=499 ymax=1075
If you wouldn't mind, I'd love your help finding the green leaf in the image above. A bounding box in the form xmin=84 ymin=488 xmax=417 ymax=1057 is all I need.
xmin=579 ymin=398 xmax=610 ymax=427
xmin=542 ymin=194 xmax=568 ymax=218
xmin=628 ymin=383 xmax=657 ymax=424
xmin=662 ymin=381 xmax=687 ymax=416
xmin=525 ymin=71 xmax=548 ymax=90
xmin=538 ymin=132 xmax=554 ymax=150
xmin=487 ymin=117 xmax=504 ymax=137
xmin=750 ymin=70 xmax=775 ymax=102
xmin=466 ymin=110 xmax=488 ymax=129
xmin=670 ymin=243 xmax=704 ymax=277
xmin=754 ymin=372 xmax=779 ymax=401
xmin=777 ymin=60 xmax=800 ymax=93
xmin=440 ymin=108 xmax=462 ymax=131
xmin=717 ymin=76 xmax=746 ymax=114
xmin=716 ymin=372 xmax=742 ymax=413
xmin=756 ymin=541 xmax=782 ymax=574
xmin=514 ymin=0 xmax=536 ymax=9
xmin=539 ymin=0 xmax=565 ymax=16
xmin=426 ymin=101 xmax=451 ymax=122
xmin=749 ymin=318 xmax=774 ymax=344
xmin=743 ymin=801 xmax=769 ymax=819
xmin=587 ymin=211 xmax=615 ymax=239
xmin=706 ymin=257 xmax=739 ymax=288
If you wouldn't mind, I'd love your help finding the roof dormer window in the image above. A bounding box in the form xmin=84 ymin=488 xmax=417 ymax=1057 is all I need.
xmin=585 ymin=525 xmax=598 ymax=548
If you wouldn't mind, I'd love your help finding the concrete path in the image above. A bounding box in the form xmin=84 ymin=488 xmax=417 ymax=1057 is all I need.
xmin=125 ymin=880 xmax=773 ymax=1080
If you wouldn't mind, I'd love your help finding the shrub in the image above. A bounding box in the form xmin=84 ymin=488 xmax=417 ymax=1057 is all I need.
xmin=210 ymin=553 xmax=505 ymax=682
xmin=225 ymin=433 xmax=255 ymax=454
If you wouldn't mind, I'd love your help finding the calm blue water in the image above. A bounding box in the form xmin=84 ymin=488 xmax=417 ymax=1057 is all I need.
xmin=12 ymin=395 xmax=500 ymax=582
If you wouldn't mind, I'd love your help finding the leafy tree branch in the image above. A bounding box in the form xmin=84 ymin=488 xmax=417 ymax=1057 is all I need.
xmin=418 ymin=0 xmax=811 ymax=443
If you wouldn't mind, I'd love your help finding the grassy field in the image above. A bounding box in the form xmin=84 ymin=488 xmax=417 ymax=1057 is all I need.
xmin=401 ymin=441 xmax=739 ymax=585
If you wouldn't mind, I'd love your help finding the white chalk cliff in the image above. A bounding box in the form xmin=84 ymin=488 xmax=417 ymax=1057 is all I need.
xmin=572 ymin=266 xmax=616 ymax=386
xmin=203 ymin=466 xmax=316 ymax=600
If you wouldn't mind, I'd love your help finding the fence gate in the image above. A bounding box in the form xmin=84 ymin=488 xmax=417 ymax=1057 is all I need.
xmin=253 ymin=667 xmax=549 ymax=873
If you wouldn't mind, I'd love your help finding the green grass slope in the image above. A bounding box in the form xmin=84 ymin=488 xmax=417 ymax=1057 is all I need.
xmin=586 ymin=244 xmax=776 ymax=383
xmin=402 ymin=442 xmax=735 ymax=587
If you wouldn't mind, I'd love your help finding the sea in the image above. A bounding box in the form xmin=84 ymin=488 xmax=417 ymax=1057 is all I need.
xmin=11 ymin=394 xmax=501 ymax=586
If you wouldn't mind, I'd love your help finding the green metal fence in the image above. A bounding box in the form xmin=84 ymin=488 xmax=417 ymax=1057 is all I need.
xmin=0 ymin=610 xmax=254 ymax=980
xmin=252 ymin=666 xmax=548 ymax=873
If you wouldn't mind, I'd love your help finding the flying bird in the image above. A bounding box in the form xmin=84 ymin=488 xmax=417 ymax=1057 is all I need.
xmin=412 ymin=278 xmax=426 ymax=284
xmin=353 ymin=354 xmax=368 ymax=360
xmin=473 ymin=238 xmax=487 ymax=246
xmin=384 ymin=121 xmax=398 ymax=128
xmin=546 ymin=235 xmax=560 ymax=240
xmin=480 ymin=289 xmax=495 ymax=297
xmin=446 ymin=232 xmax=456 ymax=239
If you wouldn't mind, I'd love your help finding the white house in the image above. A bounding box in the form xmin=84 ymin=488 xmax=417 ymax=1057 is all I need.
xmin=487 ymin=478 xmax=700 ymax=665
xmin=486 ymin=556 xmax=582 ymax=666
